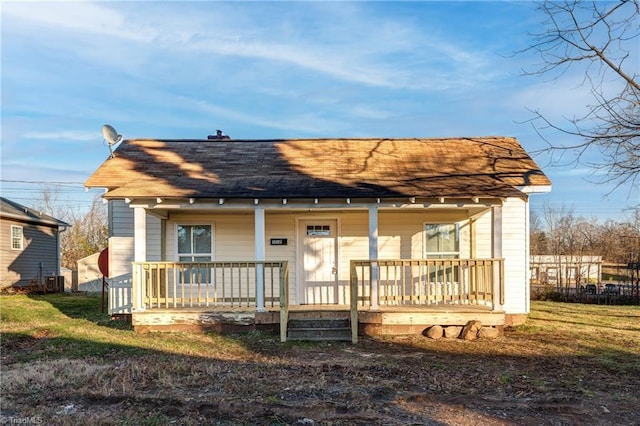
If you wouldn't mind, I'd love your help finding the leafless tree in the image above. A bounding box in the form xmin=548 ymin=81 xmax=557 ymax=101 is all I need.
xmin=530 ymin=211 xmax=549 ymax=255
xmin=522 ymin=0 xmax=640 ymax=192
xmin=31 ymin=188 xmax=108 ymax=270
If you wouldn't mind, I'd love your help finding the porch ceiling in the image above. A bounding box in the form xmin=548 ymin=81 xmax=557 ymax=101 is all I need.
xmin=129 ymin=197 xmax=502 ymax=216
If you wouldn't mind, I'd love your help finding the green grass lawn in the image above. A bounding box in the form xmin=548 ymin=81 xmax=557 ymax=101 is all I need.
xmin=1 ymin=293 xmax=639 ymax=365
xmin=1 ymin=293 xmax=639 ymax=425
xmin=0 ymin=293 xmax=260 ymax=363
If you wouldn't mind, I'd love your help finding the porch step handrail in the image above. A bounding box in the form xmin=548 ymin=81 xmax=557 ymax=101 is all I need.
xmin=132 ymin=260 xmax=288 ymax=311
xmin=350 ymin=258 xmax=504 ymax=310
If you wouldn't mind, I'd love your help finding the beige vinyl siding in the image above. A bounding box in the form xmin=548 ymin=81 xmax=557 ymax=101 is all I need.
xmin=166 ymin=212 xmax=291 ymax=305
xmin=500 ymin=198 xmax=528 ymax=314
xmin=1 ymin=217 xmax=60 ymax=287
xmin=473 ymin=210 xmax=493 ymax=258
xmin=107 ymin=205 xmax=524 ymax=312
xmin=266 ymin=214 xmax=297 ymax=305
xmin=167 ymin=212 xmax=248 ymax=261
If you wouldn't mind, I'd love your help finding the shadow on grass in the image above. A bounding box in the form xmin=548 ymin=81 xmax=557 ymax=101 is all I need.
xmin=2 ymin=295 xmax=639 ymax=425
xmin=28 ymin=292 xmax=133 ymax=331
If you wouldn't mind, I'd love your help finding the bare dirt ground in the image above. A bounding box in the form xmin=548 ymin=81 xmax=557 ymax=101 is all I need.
xmin=1 ymin=297 xmax=639 ymax=425
xmin=2 ymin=331 xmax=639 ymax=425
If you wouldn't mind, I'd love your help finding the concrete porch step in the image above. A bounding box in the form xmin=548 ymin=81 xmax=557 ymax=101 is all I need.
xmin=287 ymin=318 xmax=352 ymax=341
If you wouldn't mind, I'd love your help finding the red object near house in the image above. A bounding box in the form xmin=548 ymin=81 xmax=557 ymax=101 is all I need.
xmin=98 ymin=248 xmax=109 ymax=278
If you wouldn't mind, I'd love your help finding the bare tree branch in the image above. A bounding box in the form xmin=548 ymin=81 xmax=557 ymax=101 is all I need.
xmin=521 ymin=0 xmax=640 ymax=194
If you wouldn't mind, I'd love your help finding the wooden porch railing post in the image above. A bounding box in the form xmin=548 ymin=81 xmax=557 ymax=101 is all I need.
xmin=350 ymin=261 xmax=358 ymax=344
xmin=131 ymin=263 xmax=145 ymax=312
xmin=491 ymin=259 xmax=504 ymax=310
xmin=256 ymin=262 xmax=265 ymax=312
xmin=370 ymin=261 xmax=379 ymax=310
xmin=500 ymin=259 xmax=505 ymax=306
xmin=131 ymin=263 xmax=138 ymax=311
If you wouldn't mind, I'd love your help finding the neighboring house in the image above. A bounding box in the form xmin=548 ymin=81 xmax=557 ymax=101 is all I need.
xmin=530 ymin=255 xmax=603 ymax=288
xmin=85 ymin=136 xmax=551 ymax=340
xmin=0 ymin=197 xmax=69 ymax=289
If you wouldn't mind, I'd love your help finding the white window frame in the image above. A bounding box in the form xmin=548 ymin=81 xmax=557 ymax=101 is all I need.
xmin=423 ymin=223 xmax=460 ymax=259
xmin=176 ymin=223 xmax=213 ymax=262
xmin=11 ymin=225 xmax=23 ymax=250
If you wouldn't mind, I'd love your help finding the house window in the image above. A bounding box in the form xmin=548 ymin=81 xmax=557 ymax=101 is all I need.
xmin=424 ymin=223 xmax=459 ymax=258
xmin=11 ymin=226 xmax=23 ymax=250
xmin=177 ymin=224 xmax=212 ymax=262
xmin=177 ymin=224 xmax=212 ymax=285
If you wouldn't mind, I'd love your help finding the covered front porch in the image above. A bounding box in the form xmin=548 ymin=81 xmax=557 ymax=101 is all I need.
xmin=127 ymin=258 xmax=505 ymax=342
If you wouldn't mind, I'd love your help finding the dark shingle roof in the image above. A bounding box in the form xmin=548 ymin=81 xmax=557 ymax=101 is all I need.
xmin=84 ymin=137 xmax=551 ymax=200
xmin=0 ymin=197 xmax=70 ymax=227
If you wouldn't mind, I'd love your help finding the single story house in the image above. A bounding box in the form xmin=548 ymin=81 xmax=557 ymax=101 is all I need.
xmin=85 ymin=136 xmax=551 ymax=341
xmin=0 ymin=197 xmax=69 ymax=290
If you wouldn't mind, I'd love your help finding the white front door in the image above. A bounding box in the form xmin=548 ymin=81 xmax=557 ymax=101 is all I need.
xmin=299 ymin=220 xmax=338 ymax=304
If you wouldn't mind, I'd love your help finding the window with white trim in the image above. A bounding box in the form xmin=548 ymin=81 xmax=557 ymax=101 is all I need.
xmin=177 ymin=224 xmax=212 ymax=262
xmin=11 ymin=226 xmax=23 ymax=250
xmin=424 ymin=223 xmax=459 ymax=258
xmin=177 ymin=224 xmax=212 ymax=285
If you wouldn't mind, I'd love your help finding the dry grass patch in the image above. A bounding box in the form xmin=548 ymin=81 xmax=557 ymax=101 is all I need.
xmin=1 ymin=295 xmax=639 ymax=425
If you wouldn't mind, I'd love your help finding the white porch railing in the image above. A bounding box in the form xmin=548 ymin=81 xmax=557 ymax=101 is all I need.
xmin=350 ymin=258 xmax=504 ymax=309
xmin=132 ymin=261 xmax=288 ymax=310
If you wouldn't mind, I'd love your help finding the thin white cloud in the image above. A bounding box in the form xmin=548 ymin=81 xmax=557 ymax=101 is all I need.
xmin=23 ymin=130 xmax=98 ymax=142
xmin=2 ymin=1 xmax=495 ymax=91
xmin=2 ymin=1 xmax=156 ymax=43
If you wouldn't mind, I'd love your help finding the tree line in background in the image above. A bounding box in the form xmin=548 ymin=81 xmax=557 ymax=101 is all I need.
xmin=33 ymin=188 xmax=108 ymax=270
xmin=531 ymin=204 xmax=640 ymax=270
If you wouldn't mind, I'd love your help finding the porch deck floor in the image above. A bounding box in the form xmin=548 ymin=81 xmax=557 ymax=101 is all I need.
xmin=141 ymin=303 xmax=496 ymax=313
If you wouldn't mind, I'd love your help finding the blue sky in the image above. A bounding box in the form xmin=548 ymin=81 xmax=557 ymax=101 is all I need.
xmin=1 ymin=1 xmax=638 ymax=222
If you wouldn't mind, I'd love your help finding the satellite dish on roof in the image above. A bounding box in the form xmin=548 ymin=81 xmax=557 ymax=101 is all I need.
xmin=102 ymin=124 xmax=122 ymax=158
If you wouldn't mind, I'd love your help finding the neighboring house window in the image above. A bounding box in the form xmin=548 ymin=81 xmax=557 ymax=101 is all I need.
xmin=11 ymin=226 xmax=23 ymax=250
xmin=177 ymin=224 xmax=212 ymax=261
xmin=424 ymin=223 xmax=459 ymax=258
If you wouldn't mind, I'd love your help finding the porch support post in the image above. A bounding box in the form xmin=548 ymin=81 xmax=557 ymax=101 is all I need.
xmin=369 ymin=205 xmax=379 ymax=310
xmin=255 ymin=207 xmax=266 ymax=312
xmin=524 ymin=201 xmax=531 ymax=313
xmin=492 ymin=206 xmax=503 ymax=310
xmin=133 ymin=207 xmax=147 ymax=311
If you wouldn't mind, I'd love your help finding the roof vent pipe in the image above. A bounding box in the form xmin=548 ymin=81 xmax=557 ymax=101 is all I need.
xmin=207 ymin=130 xmax=231 ymax=140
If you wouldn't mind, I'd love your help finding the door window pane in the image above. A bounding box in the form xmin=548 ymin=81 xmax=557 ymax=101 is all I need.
xmin=307 ymin=225 xmax=331 ymax=236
